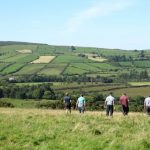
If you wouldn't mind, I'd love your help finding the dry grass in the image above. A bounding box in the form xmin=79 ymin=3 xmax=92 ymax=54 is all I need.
xmin=0 ymin=108 xmax=145 ymax=117
xmin=16 ymin=49 xmax=32 ymax=53
xmin=88 ymin=56 xmax=107 ymax=62
xmin=31 ymin=56 xmax=55 ymax=63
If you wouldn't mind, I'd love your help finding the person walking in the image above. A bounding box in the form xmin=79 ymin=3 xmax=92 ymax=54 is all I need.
xmin=119 ymin=93 xmax=129 ymax=116
xmin=144 ymin=95 xmax=150 ymax=115
xmin=105 ymin=92 xmax=115 ymax=117
xmin=76 ymin=94 xmax=86 ymax=113
xmin=64 ymin=92 xmax=71 ymax=114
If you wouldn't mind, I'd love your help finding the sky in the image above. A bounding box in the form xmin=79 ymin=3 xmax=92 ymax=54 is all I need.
xmin=0 ymin=0 xmax=150 ymax=50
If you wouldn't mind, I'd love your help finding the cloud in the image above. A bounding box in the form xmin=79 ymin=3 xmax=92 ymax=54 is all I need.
xmin=66 ymin=0 xmax=134 ymax=32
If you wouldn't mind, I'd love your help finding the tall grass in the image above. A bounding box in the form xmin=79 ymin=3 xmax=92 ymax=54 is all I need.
xmin=0 ymin=108 xmax=149 ymax=150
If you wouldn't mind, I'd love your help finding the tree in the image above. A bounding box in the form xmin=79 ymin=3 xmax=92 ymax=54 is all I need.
xmin=70 ymin=46 xmax=76 ymax=51
xmin=32 ymin=89 xmax=44 ymax=99
xmin=43 ymin=91 xmax=52 ymax=99
xmin=0 ymin=88 xmax=3 ymax=98
xmin=140 ymin=70 xmax=149 ymax=80
xmin=139 ymin=50 xmax=145 ymax=58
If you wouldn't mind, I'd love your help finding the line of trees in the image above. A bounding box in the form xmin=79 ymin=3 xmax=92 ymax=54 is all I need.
xmin=7 ymin=74 xmax=114 ymax=84
xmin=119 ymin=69 xmax=149 ymax=81
xmin=0 ymin=84 xmax=56 ymax=99
xmin=0 ymin=89 xmax=145 ymax=112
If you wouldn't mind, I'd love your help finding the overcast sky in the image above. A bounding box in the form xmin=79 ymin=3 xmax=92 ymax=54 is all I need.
xmin=0 ymin=0 xmax=150 ymax=50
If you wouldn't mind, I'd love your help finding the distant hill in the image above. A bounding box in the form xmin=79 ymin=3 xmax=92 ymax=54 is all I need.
xmin=0 ymin=41 xmax=150 ymax=81
xmin=0 ymin=41 xmax=47 ymax=46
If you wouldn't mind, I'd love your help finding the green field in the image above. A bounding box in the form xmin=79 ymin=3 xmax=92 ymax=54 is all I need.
xmin=128 ymin=82 xmax=150 ymax=86
xmin=0 ymin=42 xmax=150 ymax=91
xmin=134 ymin=60 xmax=150 ymax=68
xmin=119 ymin=61 xmax=133 ymax=67
xmin=0 ymin=62 xmax=10 ymax=71
xmin=52 ymin=55 xmax=91 ymax=63
xmin=1 ymin=63 xmax=25 ymax=74
xmin=38 ymin=64 xmax=67 ymax=75
xmin=107 ymin=86 xmax=150 ymax=97
xmin=15 ymin=64 xmax=46 ymax=75
xmin=70 ymin=63 xmax=100 ymax=72
xmin=0 ymin=108 xmax=149 ymax=150
xmin=0 ymin=42 xmax=150 ymax=78
xmin=63 ymin=66 xmax=89 ymax=75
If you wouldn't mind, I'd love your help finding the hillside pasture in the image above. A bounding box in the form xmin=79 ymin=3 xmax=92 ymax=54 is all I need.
xmin=17 ymin=54 xmax=39 ymax=63
xmin=134 ymin=60 xmax=150 ymax=68
xmin=54 ymin=84 xmax=126 ymax=94
xmin=14 ymin=64 xmax=46 ymax=75
xmin=0 ymin=53 xmax=17 ymax=60
xmin=31 ymin=56 xmax=55 ymax=63
xmin=98 ymin=49 xmax=140 ymax=58
xmin=63 ymin=66 xmax=89 ymax=75
xmin=52 ymin=55 xmax=91 ymax=63
xmin=38 ymin=64 xmax=67 ymax=75
xmin=89 ymin=63 xmax=119 ymax=71
xmin=119 ymin=61 xmax=133 ymax=67
xmin=105 ymin=86 xmax=150 ymax=97
xmin=70 ymin=63 xmax=100 ymax=72
xmin=0 ymin=108 xmax=149 ymax=150
xmin=1 ymin=63 xmax=25 ymax=74
xmin=0 ymin=62 xmax=10 ymax=72
xmin=128 ymin=82 xmax=150 ymax=86
xmin=4 ymin=54 xmax=30 ymax=62
xmin=0 ymin=44 xmax=37 ymax=53
xmin=63 ymin=63 xmax=119 ymax=75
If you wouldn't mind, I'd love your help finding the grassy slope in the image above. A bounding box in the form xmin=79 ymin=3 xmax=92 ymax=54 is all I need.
xmin=0 ymin=108 xmax=149 ymax=150
xmin=1 ymin=43 xmax=150 ymax=77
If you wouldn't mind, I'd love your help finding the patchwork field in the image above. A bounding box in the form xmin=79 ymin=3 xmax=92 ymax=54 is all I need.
xmin=0 ymin=42 xmax=150 ymax=79
xmin=31 ymin=56 xmax=55 ymax=64
xmin=1 ymin=63 xmax=25 ymax=74
xmin=0 ymin=108 xmax=149 ymax=150
xmin=14 ymin=64 xmax=46 ymax=75
xmin=52 ymin=55 xmax=91 ymax=63
xmin=39 ymin=64 xmax=67 ymax=75
xmin=0 ymin=62 xmax=10 ymax=71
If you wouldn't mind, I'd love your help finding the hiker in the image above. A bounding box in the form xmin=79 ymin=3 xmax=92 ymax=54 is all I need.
xmin=76 ymin=94 xmax=86 ymax=113
xmin=105 ymin=92 xmax=115 ymax=117
xmin=64 ymin=92 xmax=71 ymax=114
xmin=119 ymin=93 xmax=129 ymax=116
xmin=144 ymin=95 xmax=150 ymax=115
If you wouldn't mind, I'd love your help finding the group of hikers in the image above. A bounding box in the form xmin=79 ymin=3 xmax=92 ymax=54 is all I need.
xmin=64 ymin=92 xmax=150 ymax=116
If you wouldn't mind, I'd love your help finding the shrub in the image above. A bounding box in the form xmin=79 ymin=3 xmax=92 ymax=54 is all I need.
xmin=0 ymin=101 xmax=14 ymax=108
xmin=36 ymin=101 xmax=57 ymax=109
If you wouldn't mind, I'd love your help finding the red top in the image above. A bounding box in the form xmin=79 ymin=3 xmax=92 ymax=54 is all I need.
xmin=119 ymin=95 xmax=129 ymax=106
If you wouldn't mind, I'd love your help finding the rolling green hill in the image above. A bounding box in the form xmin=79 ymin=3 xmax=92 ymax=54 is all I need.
xmin=0 ymin=41 xmax=150 ymax=78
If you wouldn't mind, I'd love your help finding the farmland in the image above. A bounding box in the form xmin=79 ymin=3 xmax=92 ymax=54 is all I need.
xmin=0 ymin=41 xmax=150 ymax=99
xmin=31 ymin=56 xmax=55 ymax=64
xmin=0 ymin=42 xmax=150 ymax=150
xmin=14 ymin=64 xmax=46 ymax=75
xmin=0 ymin=42 xmax=149 ymax=78
xmin=0 ymin=108 xmax=149 ymax=150
xmin=1 ymin=63 xmax=25 ymax=74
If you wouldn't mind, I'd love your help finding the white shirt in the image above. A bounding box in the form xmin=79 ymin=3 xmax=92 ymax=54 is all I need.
xmin=77 ymin=96 xmax=85 ymax=107
xmin=144 ymin=97 xmax=150 ymax=106
xmin=105 ymin=95 xmax=115 ymax=105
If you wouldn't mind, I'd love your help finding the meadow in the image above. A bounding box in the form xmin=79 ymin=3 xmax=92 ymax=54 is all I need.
xmin=0 ymin=108 xmax=149 ymax=150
